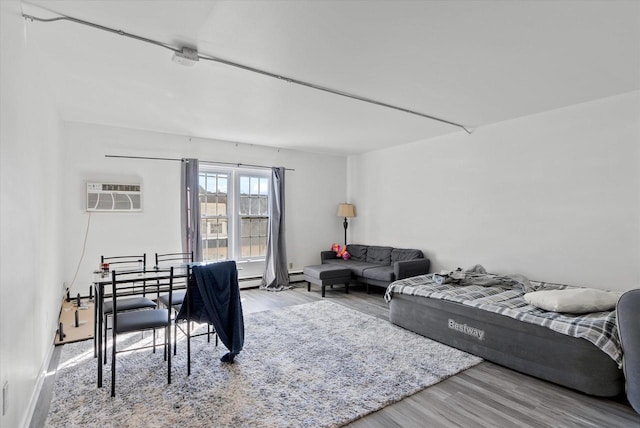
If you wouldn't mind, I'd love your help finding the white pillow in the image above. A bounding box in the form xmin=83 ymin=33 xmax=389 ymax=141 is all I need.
xmin=524 ymin=288 xmax=623 ymax=314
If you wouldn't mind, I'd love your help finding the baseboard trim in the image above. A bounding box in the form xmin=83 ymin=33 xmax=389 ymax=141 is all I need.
xmin=239 ymin=278 xmax=263 ymax=289
xmin=22 ymin=342 xmax=55 ymax=428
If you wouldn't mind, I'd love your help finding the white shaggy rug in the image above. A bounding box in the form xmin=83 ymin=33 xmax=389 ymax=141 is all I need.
xmin=45 ymin=300 xmax=482 ymax=427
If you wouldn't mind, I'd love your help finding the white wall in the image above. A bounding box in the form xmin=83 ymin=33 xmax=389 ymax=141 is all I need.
xmin=348 ymin=91 xmax=640 ymax=290
xmin=0 ymin=2 xmax=64 ymax=427
xmin=61 ymin=122 xmax=348 ymax=295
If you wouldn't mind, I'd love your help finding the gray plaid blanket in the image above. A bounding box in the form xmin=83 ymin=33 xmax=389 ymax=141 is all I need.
xmin=385 ymin=273 xmax=622 ymax=366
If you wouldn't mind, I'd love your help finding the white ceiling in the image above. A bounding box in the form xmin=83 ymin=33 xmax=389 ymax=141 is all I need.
xmin=21 ymin=1 xmax=640 ymax=155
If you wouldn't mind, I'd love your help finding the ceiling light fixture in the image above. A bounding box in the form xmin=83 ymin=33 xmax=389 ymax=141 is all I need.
xmin=22 ymin=11 xmax=472 ymax=134
xmin=171 ymin=47 xmax=199 ymax=66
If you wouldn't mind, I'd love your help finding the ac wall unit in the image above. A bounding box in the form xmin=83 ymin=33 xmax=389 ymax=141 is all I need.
xmin=86 ymin=182 xmax=142 ymax=212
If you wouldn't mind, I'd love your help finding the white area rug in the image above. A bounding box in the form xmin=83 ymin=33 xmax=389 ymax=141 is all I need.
xmin=45 ymin=300 xmax=482 ymax=427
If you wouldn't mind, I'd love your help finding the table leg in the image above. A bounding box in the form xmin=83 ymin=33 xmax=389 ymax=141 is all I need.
xmin=93 ymin=287 xmax=97 ymax=358
xmin=97 ymin=283 xmax=103 ymax=388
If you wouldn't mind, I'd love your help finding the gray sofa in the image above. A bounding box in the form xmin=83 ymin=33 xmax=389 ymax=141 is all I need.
xmin=321 ymin=244 xmax=430 ymax=293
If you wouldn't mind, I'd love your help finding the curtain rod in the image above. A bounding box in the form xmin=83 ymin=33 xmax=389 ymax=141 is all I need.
xmin=105 ymin=155 xmax=295 ymax=171
xmin=22 ymin=11 xmax=472 ymax=134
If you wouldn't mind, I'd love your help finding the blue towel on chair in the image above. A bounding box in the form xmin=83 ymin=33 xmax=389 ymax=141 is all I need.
xmin=177 ymin=261 xmax=244 ymax=362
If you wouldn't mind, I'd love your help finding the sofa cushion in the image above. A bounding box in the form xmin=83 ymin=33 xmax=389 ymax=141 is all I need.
xmin=362 ymin=266 xmax=395 ymax=282
xmin=346 ymin=244 xmax=368 ymax=262
xmin=391 ymin=248 xmax=423 ymax=263
xmin=324 ymin=259 xmax=379 ymax=276
xmin=366 ymin=246 xmax=393 ymax=265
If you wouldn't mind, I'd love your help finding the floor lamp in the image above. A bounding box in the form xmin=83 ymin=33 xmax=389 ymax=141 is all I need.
xmin=337 ymin=203 xmax=356 ymax=246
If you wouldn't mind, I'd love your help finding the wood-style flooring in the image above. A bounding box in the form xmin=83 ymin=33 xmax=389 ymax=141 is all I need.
xmin=32 ymin=283 xmax=640 ymax=428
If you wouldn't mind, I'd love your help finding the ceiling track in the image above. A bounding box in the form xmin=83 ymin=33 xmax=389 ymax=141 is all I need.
xmin=22 ymin=12 xmax=472 ymax=134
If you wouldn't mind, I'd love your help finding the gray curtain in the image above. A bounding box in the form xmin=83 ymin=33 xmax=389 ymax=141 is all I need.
xmin=261 ymin=167 xmax=289 ymax=290
xmin=181 ymin=158 xmax=202 ymax=262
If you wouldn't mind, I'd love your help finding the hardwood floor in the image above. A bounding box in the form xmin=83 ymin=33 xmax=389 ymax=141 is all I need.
xmin=32 ymin=283 xmax=640 ymax=428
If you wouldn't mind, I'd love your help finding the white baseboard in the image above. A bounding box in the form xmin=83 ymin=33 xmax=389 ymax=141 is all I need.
xmin=239 ymin=278 xmax=262 ymax=289
xmin=289 ymin=272 xmax=305 ymax=283
xmin=22 ymin=342 xmax=55 ymax=428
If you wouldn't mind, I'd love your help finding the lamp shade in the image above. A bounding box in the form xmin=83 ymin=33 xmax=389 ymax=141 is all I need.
xmin=337 ymin=203 xmax=356 ymax=218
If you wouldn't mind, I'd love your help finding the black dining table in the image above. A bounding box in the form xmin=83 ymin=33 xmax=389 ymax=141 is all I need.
xmin=92 ymin=265 xmax=191 ymax=388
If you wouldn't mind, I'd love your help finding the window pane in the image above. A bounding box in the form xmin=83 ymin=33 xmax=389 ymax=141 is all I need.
xmin=217 ymin=194 xmax=227 ymax=216
xmin=201 ymin=193 xmax=210 ymax=216
xmin=201 ymin=215 xmax=228 ymax=261
xmin=218 ymin=176 xmax=227 ymax=193
xmin=200 ymin=194 xmax=207 ymax=216
xmin=199 ymin=193 xmax=206 ymax=215
xmin=199 ymin=172 xmax=228 ymax=218
xmin=260 ymin=178 xmax=268 ymax=195
xmin=259 ymin=238 xmax=267 ymax=256
xmin=240 ymin=218 xmax=250 ymax=238
xmin=250 ymin=198 xmax=259 ymax=215
xmin=259 ymin=196 xmax=268 ymax=216
xmin=240 ymin=176 xmax=249 ymax=195
xmin=250 ymin=177 xmax=259 ymax=196
xmin=239 ymin=196 xmax=249 ymax=215
xmin=204 ymin=218 xmax=224 ymax=238
xmin=241 ymin=237 xmax=251 ymax=257
xmin=251 ymin=218 xmax=260 ymax=236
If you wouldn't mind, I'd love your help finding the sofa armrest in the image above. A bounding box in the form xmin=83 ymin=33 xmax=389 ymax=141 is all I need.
xmin=394 ymin=258 xmax=430 ymax=280
xmin=321 ymin=251 xmax=338 ymax=263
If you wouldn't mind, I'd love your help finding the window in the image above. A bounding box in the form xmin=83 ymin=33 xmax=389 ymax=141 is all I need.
xmin=199 ymin=171 xmax=229 ymax=261
xmin=199 ymin=168 xmax=269 ymax=262
xmin=239 ymin=175 xmax=269 ymax=258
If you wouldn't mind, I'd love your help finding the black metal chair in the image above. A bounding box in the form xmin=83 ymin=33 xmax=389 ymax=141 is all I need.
xmin=154 ymin=251 xmax=194 ymax=270
xmin=95 ymin=254 xmax=157 ymax=364
xmin=154 ymin=252 xmax=212 ymax=355
xmin=109 ymin=267 xmax=175 ymax=397
xmin=155 ymin=252 xmax=193 ymax=315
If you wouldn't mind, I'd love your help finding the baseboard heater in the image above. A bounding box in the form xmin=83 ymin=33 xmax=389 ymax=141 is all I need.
xmin=239 ymin=270 xmax=304 ymax=289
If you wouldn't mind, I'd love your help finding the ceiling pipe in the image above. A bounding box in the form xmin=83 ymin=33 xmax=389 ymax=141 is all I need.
xmin=22 ymin=11 xmax=472 ymax=134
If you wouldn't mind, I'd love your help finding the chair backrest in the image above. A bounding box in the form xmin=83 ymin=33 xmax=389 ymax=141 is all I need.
xmin=155 ymin=251 xmax=193 ymax=269
xmin=111 ymin=267 xmax=174 ymax=324
xmin=101 ymin=254 xmax=146 ymax=271
xmin=155 ymin=252 xmax=193 ymax=291
xmin=617 ymin=289 xmax=640 ymax=414
xmin=102 ymin=254 xmax=147 ymax=296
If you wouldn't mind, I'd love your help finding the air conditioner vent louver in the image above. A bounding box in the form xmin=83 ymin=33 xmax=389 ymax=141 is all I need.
xmin=86 ymin=182 xmax=142 ymax=212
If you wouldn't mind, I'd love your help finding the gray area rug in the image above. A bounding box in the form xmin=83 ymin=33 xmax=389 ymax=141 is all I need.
xmin=45 ymin=300 xmax=482 ymax=427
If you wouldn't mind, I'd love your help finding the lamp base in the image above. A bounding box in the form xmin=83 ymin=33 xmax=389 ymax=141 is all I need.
xmin=343 ymin=217 xmax=348 ymax=246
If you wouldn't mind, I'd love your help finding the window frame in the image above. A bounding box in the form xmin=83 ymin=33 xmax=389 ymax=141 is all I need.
xmin=198 ymin=166 xmax=270 ymax=263
xmin=199 ymin=170 xmax=230 ymax=262
xmin=237 ymin=173 xmax=270 ymax=260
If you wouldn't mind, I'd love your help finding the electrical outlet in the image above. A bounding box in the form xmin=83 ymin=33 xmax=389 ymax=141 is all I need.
xmin=289 ymin=262 xmax=293 ymax=269
xmin=2 ymin=380 xmax=8 ymax=416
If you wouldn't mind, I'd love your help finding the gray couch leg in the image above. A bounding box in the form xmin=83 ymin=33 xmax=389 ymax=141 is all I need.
xmin=307 ymin=281 xmax=311 ymax=292
xmin=321 ymin=285 xmax=326 ymax=298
